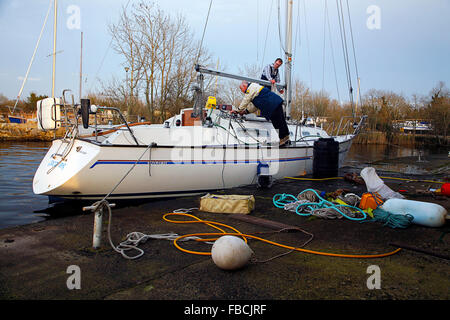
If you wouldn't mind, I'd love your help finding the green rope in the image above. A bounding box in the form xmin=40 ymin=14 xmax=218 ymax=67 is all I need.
xmin=364 ymin=208 xmax=414 ymax=229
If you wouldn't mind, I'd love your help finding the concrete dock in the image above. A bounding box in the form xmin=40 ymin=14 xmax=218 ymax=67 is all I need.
xmin=0 ymin=166 xmax=449 ymax=307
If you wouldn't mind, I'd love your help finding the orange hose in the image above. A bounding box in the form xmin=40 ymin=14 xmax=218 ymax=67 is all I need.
xmin=163 ymin=212 xmax=402 ymax=259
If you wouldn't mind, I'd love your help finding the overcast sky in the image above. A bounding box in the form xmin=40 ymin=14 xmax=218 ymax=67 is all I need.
xmin=0 ymin=0 xmax=449 ymax=104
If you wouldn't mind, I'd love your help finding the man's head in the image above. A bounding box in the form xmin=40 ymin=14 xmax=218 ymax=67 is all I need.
xmin=274 ymin=58 xmax=283 ymax=69
xmin=239 ymin=81 xmax=249 ymax=93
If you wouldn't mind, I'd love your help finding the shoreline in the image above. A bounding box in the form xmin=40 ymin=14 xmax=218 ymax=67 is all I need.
xmin=0 ymin=122 xmax=64 ymax=141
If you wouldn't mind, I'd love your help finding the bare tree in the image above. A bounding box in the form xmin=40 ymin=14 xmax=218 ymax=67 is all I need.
xmin=290 ymin=79 xmax=310 ymax=121
xmin=426 ymin=81 xmax=449 ymax=140
xmin=109 ymin=1 xmax=212 ymax=122
xmin=109 ymin=6 xmax=145 ymax=115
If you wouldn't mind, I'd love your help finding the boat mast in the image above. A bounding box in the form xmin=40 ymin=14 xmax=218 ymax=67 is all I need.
xmin=284 ymin=0 xmax=293 ymax=119
xmin=12 ymin=0 xmax=52 ymax=113
xmin=51 ymin=0 xmax=57 ymax=97
xmin=79 ymin=31 xmax=83 ymax=100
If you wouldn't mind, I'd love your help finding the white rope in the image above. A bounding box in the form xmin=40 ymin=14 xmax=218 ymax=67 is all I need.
xmin=113 ymin=231 xmax=211 ymax=260
xmin=102 ymin=206 xmax=212 ymax=260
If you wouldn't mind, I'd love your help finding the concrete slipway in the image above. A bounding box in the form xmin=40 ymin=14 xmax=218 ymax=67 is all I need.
xmin=0 ymin=159 xmax=448 ymax=313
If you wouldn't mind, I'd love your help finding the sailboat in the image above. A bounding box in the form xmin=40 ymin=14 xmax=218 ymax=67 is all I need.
xmin=7 ymin=107 xmax=27 ymax=124
xmin=32 ymin=0 xmax=366 ymax=201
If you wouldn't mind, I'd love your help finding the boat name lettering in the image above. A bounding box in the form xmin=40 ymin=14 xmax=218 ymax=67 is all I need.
xmin=47 ymin=159 xmax=66 ymax=169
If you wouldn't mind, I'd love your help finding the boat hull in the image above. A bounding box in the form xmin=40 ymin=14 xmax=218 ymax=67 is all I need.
xmin=8 ymin=116 xmax=27 ymax=124
xmin=32 ymin=136 xmax=353 ymax=200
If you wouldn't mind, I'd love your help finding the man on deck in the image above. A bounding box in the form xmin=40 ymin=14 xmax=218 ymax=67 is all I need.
xmin=231 ymin=81 xmax=290 ymax=147
xmin=261 ymin=58 xmax=284 ymax=94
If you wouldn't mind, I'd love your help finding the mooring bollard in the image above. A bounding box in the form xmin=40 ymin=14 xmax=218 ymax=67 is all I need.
xmin=92 ymin=208 xmax=103 ymax=249
xmin=83 ymin=202 xmax=115 ymax=249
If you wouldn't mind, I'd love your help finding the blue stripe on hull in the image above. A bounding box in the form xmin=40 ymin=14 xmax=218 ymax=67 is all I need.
xmin=89 ymin=157 xmax=311 ymax=169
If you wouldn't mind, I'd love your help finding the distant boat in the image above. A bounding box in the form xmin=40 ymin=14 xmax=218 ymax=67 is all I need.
xmin=8 ymin=115 xmax=27 ymax=124
xmin=394 ymin=120 xmax=432 ymax=133
xmin=3 ymin=106 xmax=27 ymax=123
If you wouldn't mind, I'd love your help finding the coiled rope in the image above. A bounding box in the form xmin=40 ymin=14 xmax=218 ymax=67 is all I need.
xmin=273 ymin=189 xmax=367 ymax=221
xmin=364 ymin=208 xmax=414 ymax=229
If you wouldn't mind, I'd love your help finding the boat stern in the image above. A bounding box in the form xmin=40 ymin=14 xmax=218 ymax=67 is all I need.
xmin=32 ymin=139 xmax=100 ymax=196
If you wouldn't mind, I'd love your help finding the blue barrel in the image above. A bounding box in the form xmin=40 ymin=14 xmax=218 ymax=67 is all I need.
xmin=313 ymin=138 xmax=339 ymax=178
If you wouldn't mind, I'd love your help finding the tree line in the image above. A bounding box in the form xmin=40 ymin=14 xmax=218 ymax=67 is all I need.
xmin=1 ymin=1 xmax=448 ymax=142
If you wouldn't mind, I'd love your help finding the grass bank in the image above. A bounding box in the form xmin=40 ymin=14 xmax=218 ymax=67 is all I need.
xmin=354 ymin=131 xmax=448 ymax=147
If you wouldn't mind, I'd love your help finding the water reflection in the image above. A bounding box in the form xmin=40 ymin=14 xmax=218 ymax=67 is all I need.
xmin=345 ymin=144 xmax=423 ymax=165
xmin=0 ymin=141 xmax=52 ymax=229
xmin=344 ymin=143 xmax=448 ymax=174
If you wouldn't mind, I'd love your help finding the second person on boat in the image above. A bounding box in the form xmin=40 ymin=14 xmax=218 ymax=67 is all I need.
xmin=231 ymin=80 xmax=291 ymax=147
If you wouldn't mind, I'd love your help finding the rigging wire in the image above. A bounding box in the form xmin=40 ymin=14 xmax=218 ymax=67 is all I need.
xmin=12 ymin=0 xmax=53 ymax=113
xmin=88 ymin=0 xmax=132 ymax=94
xmin=345 ymin=0 xmax=362 ymax=109
xmin=293 ymin=0 xmax=301 ymax=65
xmin=195 ymin=0 xmax=213 ymax=66
xmin=335 ymin=0 xmax=354 ymax=113
xmin=302 ymin=0 xmax=313 ymax=91
xmin=277 ymin=0 xmax=286 ymax=54
xmin=260 ymin=0 xmax=275 ymax=71
xmin=293 ymin=0 xmax=306 ymax=119
xmin=325 ymin=0 xmax=341 ymax=103
xmin=256 ymin=0 xmax=259 ymax=63
xmin=345 ymin=0 xmax=359 ymax=80
xmin=321 ymin=0 xmax=328 ymax=92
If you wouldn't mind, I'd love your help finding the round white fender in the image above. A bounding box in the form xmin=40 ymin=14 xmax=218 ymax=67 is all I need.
xmin=211 ymin=235 xmax=254 ymax=270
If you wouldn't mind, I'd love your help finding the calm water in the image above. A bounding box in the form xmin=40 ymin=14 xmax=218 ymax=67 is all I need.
xmin=0 ymin=141 xmax=51 ymax=229
xmin=0 ymin=141 xmax=444 ymax=230
xmin=344 ymin=144 xmax=425 ymax=167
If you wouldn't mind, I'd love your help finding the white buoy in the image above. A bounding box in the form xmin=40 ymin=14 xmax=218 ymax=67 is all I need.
xmin=211 ymin=236 xmax=253 ymax=270
xmin=381 ymin=198 xmax=448 ymax=228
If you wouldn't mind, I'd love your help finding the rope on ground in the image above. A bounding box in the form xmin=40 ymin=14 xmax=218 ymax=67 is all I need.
xmin=362 ymin=208 xmax=414 ymax=229
xmin=102 ymin=206 xmax=212 ymax=260
xmin=273 ymin=189 xmax=367 ymax=221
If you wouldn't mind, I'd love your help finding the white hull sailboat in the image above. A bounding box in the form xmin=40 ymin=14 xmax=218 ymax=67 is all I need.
xmin=32 ymin=105 xmax=361 ymax=200
xmin=32 ymin=0 xmax=365 ymax=201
